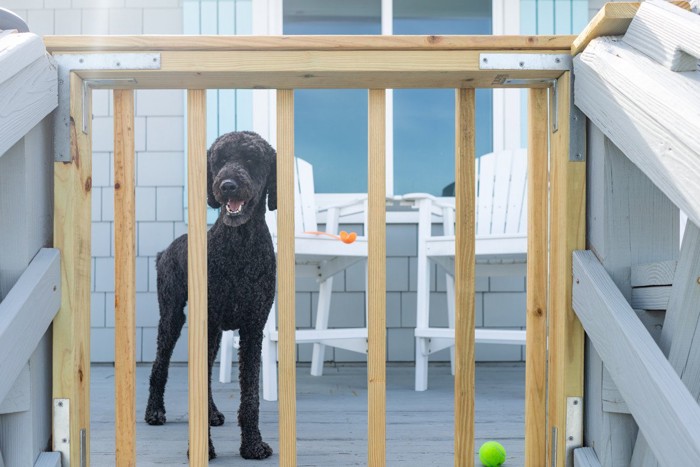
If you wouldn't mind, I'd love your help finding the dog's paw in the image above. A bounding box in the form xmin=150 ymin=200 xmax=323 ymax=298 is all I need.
xmin=186 ymin=445 xmax=217 ymax=461
xmin=240 ymin=440 xmax=273 ymax=460
xmin=209 ymin=408 xmax=225 ymax=426
xmin=144 ymin=407 xmax=166 ymax=425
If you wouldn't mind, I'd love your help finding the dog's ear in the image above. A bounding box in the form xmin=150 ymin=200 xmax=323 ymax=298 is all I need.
xmin=206 ymin=150 xmax=221 ymax=209
xmin=266 ymin=148 xmax=277 ymax=211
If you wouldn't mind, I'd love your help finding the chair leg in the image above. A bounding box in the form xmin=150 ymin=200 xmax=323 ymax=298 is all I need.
xmin=310 ymin=276 xmax=334 ymax=376
xmin=262 ymin=300 xmax=278 ymax=401
xmin=218 ymin=330 xmax=234 ymax=383
xmin=415 ymin=337 xmax=429 ymax=391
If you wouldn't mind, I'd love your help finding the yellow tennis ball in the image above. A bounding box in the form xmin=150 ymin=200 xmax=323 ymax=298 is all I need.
xmin=478 ymin=441 xmax=506 ymax=467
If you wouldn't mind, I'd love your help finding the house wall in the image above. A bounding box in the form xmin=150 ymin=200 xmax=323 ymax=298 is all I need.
xmin=15 ymin=0 xmax=530 ymax=364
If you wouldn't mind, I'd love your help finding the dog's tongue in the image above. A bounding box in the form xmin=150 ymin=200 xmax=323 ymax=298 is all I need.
xmin=227 ymin=200 xmax=243 ymax=212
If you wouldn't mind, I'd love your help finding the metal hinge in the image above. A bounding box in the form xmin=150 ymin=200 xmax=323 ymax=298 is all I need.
xmin=52 ymin=53 xmax=161 ymax=162
xmin=565 ymin=397 xmax=583 ymax=467
xmin=53 ymin=399 xmax=70 ymax=465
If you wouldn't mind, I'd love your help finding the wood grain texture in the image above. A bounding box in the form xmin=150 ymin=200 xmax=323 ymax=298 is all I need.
xmin=113 ymin=89 xmax=136 ymax=467
xmin=574 ymin=447 xmax=602 ymax=467
xmin=572 ymin=250 xmax=700 ymax=466
xmin=631 ymin=261 xmax=677 ymax=287
xmin=571 ymin=1 xmax=690 ymax=55
xmin=276 ymin=89 xmax=297 ymax=467
xmin=53 ymin=72 xmax=92 ymax=467
xmin=622 ymin=0 xmax=700 ymax=71
xmin=574 ymin=36 xmax=700 ymax=229
xmin=186 ymin=89 xmax=208 ymax=467
xmin=630 ymin=286 xmax=670 ymax=310
xmin=0 ymin=249 xmax=60 ymax=406
xmin=0 ymin=55 xmax=57 ymax=158
xmin=547 ymin=72 xmax=585 ymax=467
xmin=632 ymin=222 xmax=700 ymax=466
xmin=454 ymin=88 xmax=476 ymax=467
xmin=524 ymin=88 xmax=547 ymax=467
xmin=43 ymin=35 xmax=574 ymax=52
xmin=367 ymin=89 xmax=386 ymax=467
xmin=53 ymin=49 xmax=567 ymax=90
xmin=584 ymin=125 xmax=678 ymax=466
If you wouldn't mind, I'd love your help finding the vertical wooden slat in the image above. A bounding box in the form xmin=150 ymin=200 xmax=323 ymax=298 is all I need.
xmin=276 ymin=89 xmax=297 ymax=467
xmin=547 ymin=72 xmax=586 ymax=467
xmin=114 ymin=89 xmax=136 ymax=467
xmin=367 ymin=89 xmax=386 ymax=467
xmin=454 ymin=88 xmax=476 ymax=467
xmin=53 ymin=72 xmax=92 ymax=467
xmin=187 ymin=89 xmax=208 ymax=467
xmin=524 ymin=88 xmax=548 ymax=467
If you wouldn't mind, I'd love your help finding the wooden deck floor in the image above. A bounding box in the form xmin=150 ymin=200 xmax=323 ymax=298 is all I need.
xmin=90 ymin=362 xmax=525 ymax=466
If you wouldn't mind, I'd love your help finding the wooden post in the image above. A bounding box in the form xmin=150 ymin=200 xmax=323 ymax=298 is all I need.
xmin=547 ymin=72 xmax=586 ymax=467
xmin=367 ymin=89 xmax=386 ymax=467
xmin=276 ymin=89 xmax=297 ymax=467
xmin=524 ymin=88 xmax=548 ymax=467
xmin=186 ymin=89 xmax=208 ymax=467
xmin=454 ymin=88 xmax=476 ymax=467
xmin=113 ymin=89 xmax=136 ymax=467
xmin=53 ymin=72 xmax=92 ymax=467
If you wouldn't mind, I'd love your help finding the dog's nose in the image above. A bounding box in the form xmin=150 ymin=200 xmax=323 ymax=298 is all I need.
xmin=220 ymin=179 xmax=237 ymax=193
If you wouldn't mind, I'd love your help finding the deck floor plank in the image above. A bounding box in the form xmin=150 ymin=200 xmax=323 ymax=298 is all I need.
xmin=90 ymin=363 xmax=525 ymax=466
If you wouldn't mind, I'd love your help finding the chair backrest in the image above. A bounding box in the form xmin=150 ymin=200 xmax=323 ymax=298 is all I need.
xmin=475 ymin=148 xmax=528 ymax=236
xmin=266 ymin=157 xmax=318 ymax=236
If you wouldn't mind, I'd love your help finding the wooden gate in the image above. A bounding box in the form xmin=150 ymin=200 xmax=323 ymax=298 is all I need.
xmin=46 ymin=34 xmax=585 ymax=467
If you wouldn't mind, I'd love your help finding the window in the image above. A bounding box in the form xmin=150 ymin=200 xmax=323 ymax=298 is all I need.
xmin=285 ymin=0 xmax=493 ymax=196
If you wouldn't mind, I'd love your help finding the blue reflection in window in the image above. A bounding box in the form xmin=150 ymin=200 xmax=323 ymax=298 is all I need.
xmin=394 ymin=1 xmax=493 ymax=195
xmin=284 ymin=2 xmax=380 ymax=193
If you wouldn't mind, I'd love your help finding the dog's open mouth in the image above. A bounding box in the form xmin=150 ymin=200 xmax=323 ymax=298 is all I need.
xmin=225 ymin=200 xmax=245 ymax=216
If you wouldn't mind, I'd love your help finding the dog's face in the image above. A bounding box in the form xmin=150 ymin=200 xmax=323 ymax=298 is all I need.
xmin=207 ymin=131 xmax=277 ymax=227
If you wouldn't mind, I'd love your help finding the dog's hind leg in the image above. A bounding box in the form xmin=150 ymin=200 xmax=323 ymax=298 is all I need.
xmin=145 ymin=277 xmax=187 ymax=426
xmin=237 ymin=326 xmax=273 ymax=460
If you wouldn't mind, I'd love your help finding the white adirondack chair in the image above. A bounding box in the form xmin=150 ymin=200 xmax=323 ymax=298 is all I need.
xmin=218 ymin=158 xmax=369 ymax=401
xmin=406 ymin=148 xmax=529 ymax=391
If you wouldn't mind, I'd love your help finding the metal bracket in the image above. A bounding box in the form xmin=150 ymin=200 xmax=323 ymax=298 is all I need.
xmin=53 ymin=53 xmax=161 ymax=162
xmin=53 ymin=399 xmax=70 ymax=466
xmin=565 ymin=397 xmax=584 ymax=467
xmin=569 ymin=72 xmax=586 ymax=162
xmin=479 ymin=53 xmax=572 ymax=71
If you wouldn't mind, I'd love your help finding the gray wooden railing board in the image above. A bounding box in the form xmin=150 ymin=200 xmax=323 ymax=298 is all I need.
xmin=574 ymin=36 xmax=700 ymax=230
xmin=631 ymin=260 xmax=677 ymax=287
xmin=632 ymin=221 xmax=700 ymax=466
xmin=630 ymin=286 xmax=670 ymax=310
xmin=34 ymin=452 xmax=61 ymax=467
xmin=584 ymin=125 xmax=678 ymax=460
xmin=0 ymin=32 xmax=57 ymax=158
xmin=574 ymin=447 xmax=602 ymax=467
xmin=573 ymin=250 xmax=700 ymax=466
xmin=0 ymin=249 xmax=60 ymax=405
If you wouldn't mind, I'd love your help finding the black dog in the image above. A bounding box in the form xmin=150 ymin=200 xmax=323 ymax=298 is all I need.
xmin=145 ymin=131 xmax=276 ymax=460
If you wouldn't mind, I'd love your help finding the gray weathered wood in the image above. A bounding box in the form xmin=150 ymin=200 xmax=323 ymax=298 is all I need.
xmin=623 ymin=0 xmax=700 ymax=72
xmin=575 ymin=447 xmax=602 ymax=467
xmin=575 ymin=36 xmax=700 ymax=230
xmin=630 ymin=286 xmax=670 ymax=310
xmin=573 ymin=250 xmax=700 ymax=466
xmin=0 ymin=364 xmax=29 ymax=414
xmin=632 ymin=221 xmax=700 ymax=466
xmin=0 ymin=249 xmax=60 ymax=405
xmin=34 ymin=452 xmax=61 ymax=467
xmin=0 ymin=33 xmax=57 ymax=158
xmin=584 ymin=125 xmax=678 ymax=461
xmin=631 ymin=260 xmax=677 ymax=287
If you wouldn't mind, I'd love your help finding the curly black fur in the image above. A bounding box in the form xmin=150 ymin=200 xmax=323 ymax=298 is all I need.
xmin=145 ymin=131 xmax=276 ymax=460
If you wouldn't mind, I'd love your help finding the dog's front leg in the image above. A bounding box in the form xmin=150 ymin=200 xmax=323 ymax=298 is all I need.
xmin=238 ymin=327 xmax=273 ymax=460
xmin=208 ymin=327 xmax=225 ymax=427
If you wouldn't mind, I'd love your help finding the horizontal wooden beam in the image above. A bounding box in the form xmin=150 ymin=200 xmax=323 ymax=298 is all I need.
xmin=572 ymin=250 xmax=700 ymax=466
xmin=64 ymin=49 xmax=567 ymax=90
xmin=574 ymin=36 xmax=700 ymax=229
xmin=43 ymin=34 xmax=575 ymax=52
xmin=573 ymin=447 xmax=602 ymax=467
xmin=0 ymin=249 xmax=60 ymax=405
